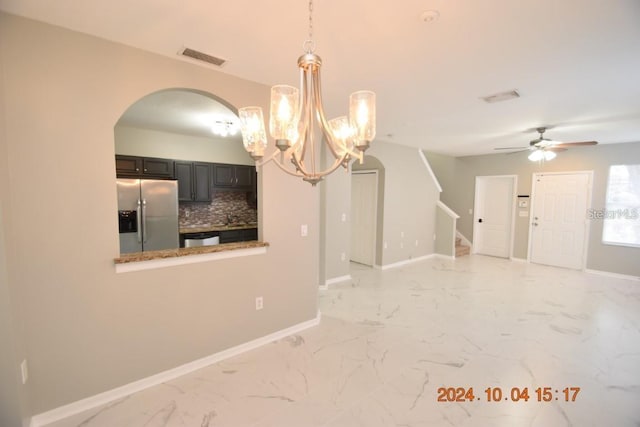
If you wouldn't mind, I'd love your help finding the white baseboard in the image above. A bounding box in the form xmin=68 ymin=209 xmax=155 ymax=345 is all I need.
xmin=433 ymin=254 xmax=456 ymax=260
xmin=510 ymin=257 xmax=527 ymax=263
xmin=320 ymin=274 xmax=352 ymax=290
xmin=585 ymin=269 xmax=640 ymax=281
xmin=378 ymin=254 xmax=435 ymax=270
xmin=30 ymin=312 xmax=322 ymax=427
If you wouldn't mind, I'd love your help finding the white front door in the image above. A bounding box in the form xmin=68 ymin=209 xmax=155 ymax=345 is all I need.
xmin=473 ymin=176 xmax=516 ymax=258
xmin=351 ymin=171 xmax=378 ymax=266
xmin=530 ymin=172 xmax=591 ymax=270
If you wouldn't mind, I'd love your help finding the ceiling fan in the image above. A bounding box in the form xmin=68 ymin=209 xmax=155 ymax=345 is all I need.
xmin=495 ymin=127 xmax=598 ymax=161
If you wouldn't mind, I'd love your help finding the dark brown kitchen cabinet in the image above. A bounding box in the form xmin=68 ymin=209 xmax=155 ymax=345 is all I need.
xmin=213 ymin=164 xmax=255 ymax=190
xmin=115 ymin=155 xmax=174 ymax=179
xmin=219 ymin=228 xmax=258 ymax=244
xmin=175 ymin=161 xmax=211 ymax=202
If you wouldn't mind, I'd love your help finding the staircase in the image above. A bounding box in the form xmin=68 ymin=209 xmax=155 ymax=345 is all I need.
xmin=455 ymin=237 xmax=470 ymax=257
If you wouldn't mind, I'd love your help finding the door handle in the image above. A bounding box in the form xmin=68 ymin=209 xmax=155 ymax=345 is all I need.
xmin=478 ymin=218 xmax=483 ymax=223
xmin=533 ymin=222 xmax=539 ymax=226
xmin=142 ymin=199 xmax=147 ymax=243
xmin=136 ymin=200 xmax=142 ymax=243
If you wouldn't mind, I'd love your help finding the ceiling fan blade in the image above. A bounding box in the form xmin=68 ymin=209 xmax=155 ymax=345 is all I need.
xmin=494 ymin=147 xmax=528 ymax=150
xmin=506 ymin=149 xmax=530 ymax=155
xmin=546 ymin=147 xmax=568 ymax=152
xmin=553 ymin=141 xmax=598 ymax=148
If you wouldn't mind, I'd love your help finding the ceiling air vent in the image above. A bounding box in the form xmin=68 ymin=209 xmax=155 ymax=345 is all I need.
xmin=179 ymin=47 xmax=226 ymax=67
xmin=480 ymin=89 xmax=520 ymax=103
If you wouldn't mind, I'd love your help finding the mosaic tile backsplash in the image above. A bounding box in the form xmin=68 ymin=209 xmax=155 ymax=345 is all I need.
xmin=179 ymin=191 xmax=257 ymax=228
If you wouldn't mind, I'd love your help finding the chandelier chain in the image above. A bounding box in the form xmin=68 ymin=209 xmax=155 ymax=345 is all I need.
xmin=303 ymin=0 xmax=315 ymax=53
xmin=308 ymin=0 xmax=313 ymax=41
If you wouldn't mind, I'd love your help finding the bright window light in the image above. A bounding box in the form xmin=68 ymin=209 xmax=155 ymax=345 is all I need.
xmin=601 ymin=164 xmax=640 ymax=247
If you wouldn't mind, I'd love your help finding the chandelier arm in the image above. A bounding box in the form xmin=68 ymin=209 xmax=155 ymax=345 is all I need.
xmin=310 ymin=65 xmax=343 ymax=160
xmin=270 ymin=155 xmax=306 ymax=178
xmin=311 ymin=152 xmax=351 ymax=180
xmin=289 ymin=68 xmax=314 ymax=177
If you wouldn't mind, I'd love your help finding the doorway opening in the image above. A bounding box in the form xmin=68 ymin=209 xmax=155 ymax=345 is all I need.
xmin=351 ymin=171 xmax=378 ymax=266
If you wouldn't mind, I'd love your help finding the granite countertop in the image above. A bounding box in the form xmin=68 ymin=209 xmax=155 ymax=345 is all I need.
xmin=179 ymin=223 xmax=258 ymax=234
xmin=114 ymin=241 xmax=269 ymax=264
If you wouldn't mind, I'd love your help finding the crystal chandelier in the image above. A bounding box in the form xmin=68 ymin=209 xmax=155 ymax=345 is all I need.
xmin=237 ymin=0 xmax=376 ymax=185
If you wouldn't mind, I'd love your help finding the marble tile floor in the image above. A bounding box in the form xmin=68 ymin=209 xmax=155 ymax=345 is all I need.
xmin=46 ymin=255 xmax=640 ymax=427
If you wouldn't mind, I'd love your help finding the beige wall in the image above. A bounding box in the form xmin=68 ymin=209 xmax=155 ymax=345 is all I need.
xmin=114 ymin=125 xmax=254 ymax=165
xmin=0 ymin=37 xmax=31 ymax=424
xmin=0 ymin=209 xmax=29 ymax=427
xmin=320 ymin=160 xmax=351 ymax=284
xmin=427 ymin=142 xmax=640 ymax=275
xmin=1 ymin=12 xmax=319 ymax=416
xmin=435 ymin=207 xmax=455 ymax=257
xmin=355 ymin=142 xmax=439 ymax=266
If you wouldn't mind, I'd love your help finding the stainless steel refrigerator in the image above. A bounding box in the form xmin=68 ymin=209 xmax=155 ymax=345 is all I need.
xmin=117 ymin=179 xmax=179 ymax=254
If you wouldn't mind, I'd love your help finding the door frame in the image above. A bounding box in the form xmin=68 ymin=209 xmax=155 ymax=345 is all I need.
xmin=472 ymin=175 xmax=518 ymax=258
xmin=351 ymin=170 xmax=379 ymax=266
xmin=527 ymin=170 xmax=593 ymax=269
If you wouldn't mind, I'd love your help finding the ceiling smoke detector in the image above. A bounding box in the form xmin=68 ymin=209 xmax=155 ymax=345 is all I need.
xmin=420 ymin=10 xmax=440 ymax=23
xmin=179 ymin=47 xmax=226 ymax=67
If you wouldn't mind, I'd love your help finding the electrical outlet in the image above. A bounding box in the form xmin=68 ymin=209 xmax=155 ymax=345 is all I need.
xmin=301 ymin=224 xmax=308 ymax=237
xmin=341 ymin=213 xmax=347 ymax=222
xmin=341 ymin=252 xmax=346 ymax=261
xmin=384 ymin=241 xmax=388 ymax=249
xmin=20 ymin=360 xmax=28 ymax=384
xmin=469 ymin=208 xmax=473 ymax=215
xmin=255 ymin=297 xmax=263 ymax=311
xmin=400 ymin=231 xmax=405 ymax=238
xmin=415 ymin=240 xmax=419 ymax=247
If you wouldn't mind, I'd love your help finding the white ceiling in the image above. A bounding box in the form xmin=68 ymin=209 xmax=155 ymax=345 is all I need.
xmin=2 ymin=0 xmax=640 ymax=156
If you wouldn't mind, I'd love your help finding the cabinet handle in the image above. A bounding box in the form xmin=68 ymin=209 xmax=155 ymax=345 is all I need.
xmin=136 ymin=168 xmax=140 ymax=172
xmin=144 ymin=168 xmax=147 ymax=172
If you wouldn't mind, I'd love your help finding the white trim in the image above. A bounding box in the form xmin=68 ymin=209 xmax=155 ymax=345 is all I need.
xmin=320 ymin=274 xmax=352 ymax=290
xmin=418 ymin=150 xmax=442 ymax=192
xmin=115 ymin=246 xmax=267 ymax=273
xmin=30 ymin=312 xmax=321 ymax=427
xmin=585 ymin=269 xmax=640 ymax=281
xmin=377 ymin=254 xmax=434 ymax=270
xmin=510 ymin=257 xmax=528 ymax=263
xmin=436 ymin=200 xmax=460 ymax=219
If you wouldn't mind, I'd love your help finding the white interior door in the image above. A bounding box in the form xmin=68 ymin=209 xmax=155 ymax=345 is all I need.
xmin=530 ymin=172 xmax=591 ymax=270
xmin=473 ymin=176 xmax=516 ymax=258
xmin=351 ymin=172 xmax=377 ymax=266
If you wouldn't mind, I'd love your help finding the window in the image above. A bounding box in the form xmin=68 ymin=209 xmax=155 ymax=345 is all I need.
xmin=602 ymin=165 xmax=640 ymax=247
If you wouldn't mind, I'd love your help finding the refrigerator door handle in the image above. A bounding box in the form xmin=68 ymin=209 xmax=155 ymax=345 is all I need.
xmin=136 ymin=199 xmax=142 ymax=243
xmin=142 ymin=199 xmax=148 ymax=243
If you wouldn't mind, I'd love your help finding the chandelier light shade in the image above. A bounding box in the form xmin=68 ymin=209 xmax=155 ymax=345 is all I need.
xmin=238 ymin=0 xmax=376 ymax=185
xmin=238 ymin=107 xmax=268 ymax=159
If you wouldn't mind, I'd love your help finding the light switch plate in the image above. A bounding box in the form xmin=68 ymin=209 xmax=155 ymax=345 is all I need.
xmin=301 ymin=224 xmax=308 ymax=237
